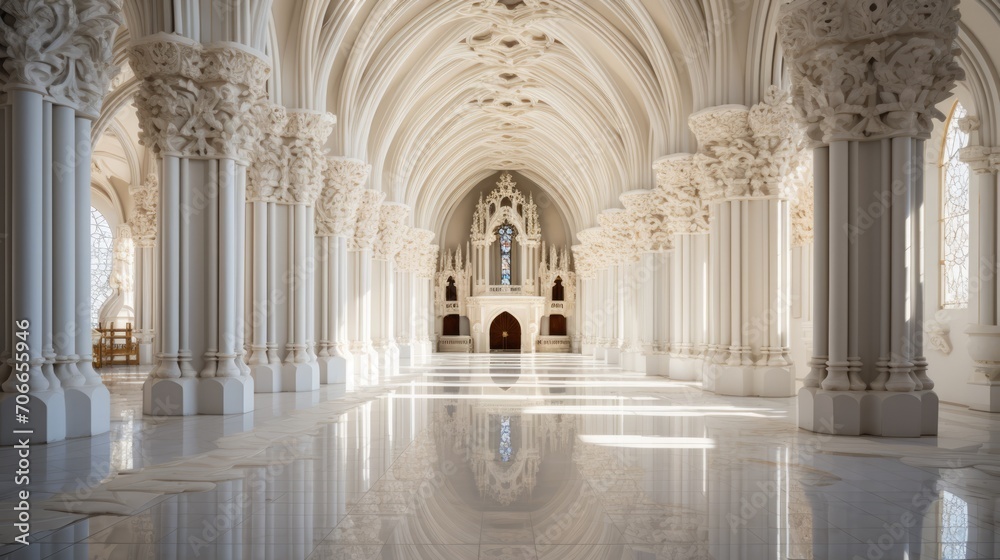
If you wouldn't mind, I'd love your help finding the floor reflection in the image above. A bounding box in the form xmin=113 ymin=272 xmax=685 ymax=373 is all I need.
xmin=0 ymin=355 xmax=998 ymax=559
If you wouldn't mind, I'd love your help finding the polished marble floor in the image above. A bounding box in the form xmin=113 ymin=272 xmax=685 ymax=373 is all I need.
xmin=1 ymin=355 xmax=999 ymax=559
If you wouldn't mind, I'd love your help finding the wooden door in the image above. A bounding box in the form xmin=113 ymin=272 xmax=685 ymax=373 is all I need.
xmin=489 ymin=312 xmax=521 ymax=352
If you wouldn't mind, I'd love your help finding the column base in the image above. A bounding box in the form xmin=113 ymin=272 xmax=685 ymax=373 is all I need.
xmin=622 ymin=351 xmax=646 ymax=373
xmin=373 ymin=346 xmax=397 ymax=380
xmin=0 ymin=390 xmax=66 ymax=445
xmin=318 ymin=355 xmax=349 ymax=385
xmin=967 ymin=370 xmax=1000 ymax=412
xmin=645 ymin=353 xmax=670 ymax=377
xmin=198 ymin=375 xmax=254 ymax=415
xmin=63 ymin=384 xmax=111 ymax=438
xmin=605 ymin=347 xmax=621 ymax=365
xmin=798 ymin=387 xmax=938 ymax=436
xmin=705 ymin=364 xmax=795 ymax=397
xmin=593 ymin=345 xmax=606 ymax=361
xmin=250 ymin=362 xmax=284 ymax=393
xmin=143 ymin=377 xmax=198 ymax=416
xmin=667 ymin=355 xmax=702 ymax=381
xmin=581 ymin=343 xmax=595 ymax=356
xmin=281 ymin=362 xmax=320 ymax=392
xmin=352 ymin=353 xmax=371 ymax=388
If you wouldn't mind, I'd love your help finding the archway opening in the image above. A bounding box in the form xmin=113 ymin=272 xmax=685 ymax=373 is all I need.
xmin=489 ymin=312 xmax=521 ymax=353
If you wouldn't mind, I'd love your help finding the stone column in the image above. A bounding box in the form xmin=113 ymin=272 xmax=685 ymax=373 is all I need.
xmin=348 ymin=189 xmax=386 ymax=387
xmin=618 ymin=189 xmax=674 ymax=375
xmin=656 ymin=154 xmax=710 ymax=381
xmin=395 ymin=229 xmax=435 ymax=363
xmin=315 ymin=157 xmax=369 ymax=385
xmin=0 ymin=0 xmax=121 ymax=442
xmin=690 ymin=90 xmax=800 ymax=398
xmin=129 ymin=173 xmax=159 ymax=364
xmin=415 ymin=243 xmax=439 ymax=358
xmin=131 ymin=37 xmax=269 ymax=415
xmin=781 ymin=0 xmax=963 ymax=435
xmin=372 ymin=202 xmax=410 ymax=378
xmin=245 ymin=105 xmax=334 ymax=393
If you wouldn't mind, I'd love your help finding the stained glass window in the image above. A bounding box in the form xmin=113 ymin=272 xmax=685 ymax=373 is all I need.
xmin=91 ymin=207 xmax=114 ymax=328
xmin=942 ymin=102 xmax=970 ymax=309
xmin=499 ymin=416 xmax=512 ymax=462
xmin=498 ymin=224 xmax=514 ymax=285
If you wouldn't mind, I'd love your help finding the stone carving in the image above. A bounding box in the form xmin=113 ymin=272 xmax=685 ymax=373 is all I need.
xmin=110 ymin=224 xmax=134 ymax=293
xmin=397 ymin=229 xmax=436 ymax=274
xmin=748 ymin=86 xmax=805 ymax=199
xmin=374 ymin=203 xmax=412 ymax=261
xmin=924 ymin=312 xmax=953 ymax=355
xmin=689 ymin=105 xmax=755 ymax=201
xmin=129 ymin=37 xmax=270 ymax=161
xmin=780 ymin=0 xmax=964 ymax=143
xmin=349 ymin=190 xmax=387 ymax=251
xmin=654 ymin=153 xmax=709 ymax=234
xmin=128 ymin=173 xmax=158 ymax=247
xmin=247 ymin=105 xmax=336 ymax=205
xmin=619 ymin=190 xmax=673 ymax=253
xmin=471 ymin=172 xmax=541 ymax=244
xmin=690 ymin=91 xmax=808 ymax=201
xmin=317 ymin=157 xmax=371 ymax=238
xmin=538 ymin=244 xmax=576 ymax=317
xmin=419 ymin=243 xmax=440 ymax=279
xmin=0 ymin=0 xmax=123 ymax=116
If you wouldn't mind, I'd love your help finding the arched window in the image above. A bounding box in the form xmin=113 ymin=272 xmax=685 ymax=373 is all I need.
xmin=91 ymin=207 xmax=115 ymax=327
xmin=941 ymin=102 xmax=970 ymax=309
xmin=498 ymin=223 xmax=515 ymax=285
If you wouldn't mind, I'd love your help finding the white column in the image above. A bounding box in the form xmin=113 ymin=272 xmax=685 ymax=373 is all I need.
xmin=781 ymin=0 xmax=959 ymax=434
xmin=348 ymin=189 xmax=386 ymax=388
xmin=1 ymin=88 xmax=67 ymax=444
xmin=133 ymin=39 xmax=264 ymax=416
xmin=71 ymin=115 xmax=111 ymax=436
xmin=961 ymin=148 xmax=1000 ymax=411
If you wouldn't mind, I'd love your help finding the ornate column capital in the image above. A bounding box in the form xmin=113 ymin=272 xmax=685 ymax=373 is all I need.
xmin=780 ymin=0 xmax=964 ymax=143
xmin=349 ymin=189 xmax=387 ymax=251
xmin=689 ymin=105 xmax=754 ymax=201
xmin=748 ymin=86 xmax=806 ymax=199
xmin=317 ymin=156 xmax=371 ymax=237
xmin=654 ymin=153 xmax=709 ymax=234
xmin=128 ymin=172 xmax=158 ymax=247
xmin=397 ymin=228 xmax=436 ymax=273
xmin=374 ymin=202 xmax=411 ymax=261
xmin=0 ymin=0 xmax=123 ymax=116
xmin=247 ymin=105 xmax=336 ymax=205
xmin=619 ymin=189 xmax=674 ymax=252
xmin=129 ymin=35 xmax=271 ymax=162
xmin=418 ymin=243 xmax=440 ymax=279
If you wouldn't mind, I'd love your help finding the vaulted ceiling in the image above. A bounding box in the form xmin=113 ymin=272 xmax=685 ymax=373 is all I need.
xmin=271 ymin=0 xmax=784 ymax=243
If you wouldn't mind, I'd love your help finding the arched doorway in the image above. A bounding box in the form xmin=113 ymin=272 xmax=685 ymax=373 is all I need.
xmin=489 ymin=312 xmax=521 ymax=352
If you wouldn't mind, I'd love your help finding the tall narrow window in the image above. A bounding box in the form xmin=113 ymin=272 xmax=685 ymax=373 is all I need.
xmin=91 ymin=207 xmax=114 ymax=327
xmin=941 ymin=102 xmax=970 ymax=309
xmin=498 ymin=223 xmax=514 ymax=285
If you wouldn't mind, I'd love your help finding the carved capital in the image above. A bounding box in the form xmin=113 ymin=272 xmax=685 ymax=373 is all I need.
xmin=619 ymin=190 xmax=673 ymax=253
xmin=654 ymin=153 xmax=709 ymax=234
xmin=780 ymin=0 xmax=964 ymax=143
xmin=397 ymin=228 xmax=436 ymax=273
xmin=748 ymin=87 xmax=806 ymax=198
xmin=247 ymin=105 xmax=335 ymax=205
xmin=128 ymin=36 xmax=271 ymax=161
xmin=128 ymin=173 xmax=158 ymax=246
xmin=690 ymin=105 xmax=755 ymax=201
xmin=317 ymin=156 xmax=371 ymax=237
xmin=349 ymin=189 xmax=387 ymax=251
xmin=374 ymin=203 xmax=411 ymax=261
xmin=0 ymin=0 xmax=123 ymax=116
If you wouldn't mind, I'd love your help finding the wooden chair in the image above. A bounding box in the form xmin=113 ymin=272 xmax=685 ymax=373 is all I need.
xmin=94 ymin=323 xmax=140 ymax=368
